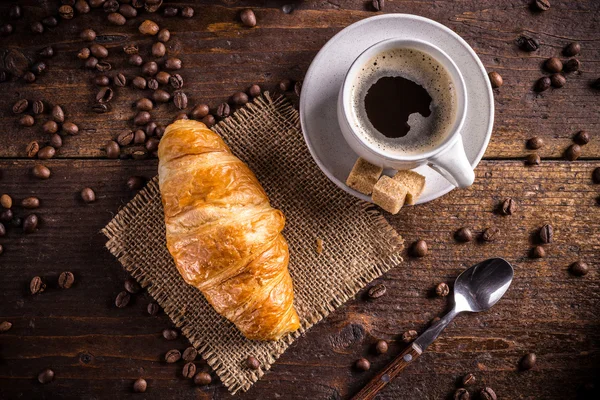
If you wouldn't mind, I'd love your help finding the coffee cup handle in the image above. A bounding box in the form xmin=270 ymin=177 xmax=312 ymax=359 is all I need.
xmin=428 ymin=135 xmax=475 ymax=188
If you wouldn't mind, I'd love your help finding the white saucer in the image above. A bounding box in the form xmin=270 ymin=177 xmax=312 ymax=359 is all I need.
xmin=299 ymin=14 xmax=494 ymax=204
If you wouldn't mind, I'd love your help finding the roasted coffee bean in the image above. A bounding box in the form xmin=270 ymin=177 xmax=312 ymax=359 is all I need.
xmin=90 ymin=44 xmax=108 ymax=59
xmin=157 ymin=28 xmax=170 ymax=43
xmin=132 ymin=76 xmax=147 ymax=89
xmin=155 ymin=126 xmax=165 ymax=138
xmin=533 ymin=0 xmax=551 ymax=11
xmin=50 ymin=105 xmax=65 ymax=123
xmin=453 ymin=388 xmax=469 ymax=400
xmin=534 ymin=76 xmax=551 ymax=92
xmin=527 ymin=137 xmax=544 ymax=150
xmin=81 ymin=28 xmax=96 ymax=41
xmin=216 ymin=103 xmax=230 ymax=118
xmin=30 ymin=21 xmax=44 ymax=34
xmin=147 ymin=302 xmax=160 ymax=315
xmin=21 ymin=197 xmax=40 ymax=210
xmin=412 ymin=240 xmax=428 ymax=257
xmin=142 ymin=61 xmax=158 ymax=76
xmin=30 ymin=276 xmax=46 ymax=294
xmin=134 ymin=130 xmax=146 ymax=144
xmin=0 ymin=23 xmax=14 ymax=36
xmin=201 ymin=114 xmax=215 ymax=128
xmin=80 ymin=188 xmax=96 ymax=203
xmin=248 ymin=84 xmax=261 ymax=97
xmin=182 ymin=362 xmax=196 ymax=378
xmin=550 ymin=73 xmax=566 ymax=88
xmin=96 ymin=61 xmax=112 ymax=72
xmin=0 ymin=223 xmax=5 ymax=237
xmin=135 ymin=111 xmax=152 ymax=126
xmin=355 ymin=358 xmax=370 ymax=371
xmin=145 ymin=137 xmax=160 ymax=152
xmin=539 ymin=224 xmax=553 ymax=243
xmin=38 ymin=368 xmax=54 ymax=384
xmin=482 ymin=227 xmax=499 ymax=242
xmin=133 ymin=378 xmax=147 ymax=393
xmin=115 ymin=291 xmax=131 ymax=308
xmin=32 ymin=164 xmax=51 ymax=179
xmin=0 ymin=320 xmax=12 ymax=332
xmin=135 ymin=98 xmax=153 ymax=111
xmin=278 ymin=79 xmax=292 ymax=92
xmin=294 ymin=80 xmax=303 ymax=96
xmin=95 ymin=75 xmax=110 ymax=86
xmin=563 ymin=42 xmax=580 ymax=57
xmin=173 ymin=112 xmax=188 ymax=121
xmin=242 ymin=355 xmax=260 ymax=370
xmin=565 ymin=144 xmax=581 ymax=161
xmin=152 ymin=89 xmax=170 ymax=103
xmin=181 ymin=6 xmax=194 ymax=18
xmin=105 ymin=140 xmax=120 ymax=158
xmin=240 ymin=9 xmax=257 ymax=27
xmin=120 ymin=4 xmax=137 ymax=18
xmin=152 ymin=42 xmax=166 ymax=57
xmin=42 ymin=16 xmax=59 ymax=27
xmin=50 ymin=134 xmax=62 ymax=149
xmin=164 ymin=6 xmax=178 ymax=17
xmin=191 ymin=104 xmax=210 ymax=119
xmin=126 ymin=176 xmax=145 ymax=192
xmin=13 ymin=99 xmax=29 ymax=114
xmin=113 ymin=73 xmax=126 ymax=87
xmin=85 ymin=56 xmax=99 ymax=69
xmin=31 ymin=62 xmax=47 ymax=75
xmin=165 ymin=349 xmax=181 ymax=363
xmin=526 ymin=153 xmax=541 ymax=165
xmin=520 ymin=352 xmax=536 ymax=370
xmin=78 ymin=47 xmax=91 ymax=60
xmin=570 ymin=261 xmax=589 ymax=276
xmin=435 ymin=282 xmax=450 ymax=297
xmin=20 ymin=115 xmax=35 ymax=127
xmin=164 ymin=58 xmax=182 ymax=70
xmin=194 ymin=372 xmax=212 ymax=385
xmin=139 ymin=20 xmax=160 ymax=35
xmin=0 ymin=209 xmax=13 ymax=223
xmin=173 ymin=91 xmax=188 ymax=109
xmin=26 ymin=141 xmax=40 ymax=158
xmin=9 ymin=4 xmax=21 ymax=19
xmin=367 ymin=283 xmax=386 ymax=299
xmin=531 ymin=245 xmax=546 ymax=259
xmin=129 ymin=54 xmax=143 ymax=67
xmin=146 ymin=122 xmax=158 ymax=136
xmin=231 ymin=91 xmax=248 ymax=106
xmin=38 ymin=146 xmax=56 ymax=160
xmin=75 ymin=0 xmax=91 ymax=14
xmin=375 ymin=339 xmax=388 ymax=354
xmin=516 ymin=35 xmax=540 ymax=52
xmin=104 ymin=0 xmax=119 ymax=13
xmin=401 ymin=330 xmax=418 ymax=343
xmin=0 ymin=244 xmax=3 ymax=255
xmin=592 ymin=167 xmax=600 ymax=184
xmin=455 ymin=227 xmax=473 ymax=242
xmin=124 ymin=44 xmax=139 ymax=55
xmin=155 ymin=71 xmax=170 ymax=85
xmin=574 ymin=131 xmax=590 ymax=145
xmin=58 ymin=271 xmax=75 ymax=289
xmin=462 ymin=373 xmax=476 ymax=386
xmin=96 ymin=87 xmax=114 ymax=103
xmin=23 ymin=72 xmax=36 ymax=83
xmin=62 ymin=122 xmax=79 ymax=135
xmin=59 ymin=5 xmax=74 ymax=19
xmin=544 ymin=57 xmax=562 ymax=73
xmin=92 ymin=103 xmax=110 ymax=113
xmin=182 ymin=347 xmax=197 ymax=362
xmin=147 ymin=78 xmax=158 ymax=90
xmin=372 ymin=0 xmax=385 ymax=11
xmin=480 ymin=387 xmax=497 ymax=400
xmin=39 ymin=46 xmax=54 ymax=58
xmin=501 ymin=197 xmax=516 ymax=215
xmin=117 ymin=130 xmax=134 ymax=146
xmin=0 ymin=195 xmax=12 ymax=209
xmin=169 ymin=73 xmax=183 ymax=89
xmin=108 ymin=12 xmax=126 ymax=25
xmin=145 ymin=0 xmax=162 ymax=13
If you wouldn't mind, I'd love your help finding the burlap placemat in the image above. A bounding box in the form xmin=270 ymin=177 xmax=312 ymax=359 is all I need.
xmin=102 ymin=94 xmax=404 ymax=394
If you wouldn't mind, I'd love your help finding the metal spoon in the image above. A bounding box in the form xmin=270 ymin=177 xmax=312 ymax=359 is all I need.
xmin=352 ymin=258 xmax=514 ymax=400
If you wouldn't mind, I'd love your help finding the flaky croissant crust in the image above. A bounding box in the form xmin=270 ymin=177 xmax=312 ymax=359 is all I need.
xmin=158 ymin=120 xmax=300 ymax=340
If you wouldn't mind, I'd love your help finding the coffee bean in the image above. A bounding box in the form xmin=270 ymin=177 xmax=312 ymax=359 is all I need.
xmin=38 ymin=368 xmax=55 ymax=384
xmin=80 ymin=188 xmax=96 ymax=203
xmin=134 ymin=130 xmax=146 ymax=144
xmin=85 ymin=56 xmax=99 ymax=69
xmin=39 ymin=46 xmax=54 ymax=58
xmin=0 ymin=23 xmax=14 ymax=36
xmin=63 ymin=122 xmax=79 ymax=135
xmin=19 ymin=115 xmax=35 ymax=127
xmin=151 ymin=42 xmax=166 ymax=58
xmin=105 ymin=140 xmax=120 ymax=158
xmin=402 ymin=330 xmax=418 ymax=343
xmin=194 ymin=372 xmax=211 ymax=385
xmin=375 ymin=339 xmax=388 ymax=354
xmin=163 ymin=6 xmax=178 ymax=17
xmin=482 ymin=227 xmax=499 ymax=242
xmin=163 ymin=328 xmax=179 ymax=341
xmin=30 ymin=21 xmax=44 ymax=34
xmin=365 ymin=283 xmax=386 ymax=300
xmin=145 ymin=137 xmax=159 ymax=152
xmin=139 ymin=20 xmax=160 ymax=35
xmin=534 ymin=76 xmax=551 ymax=92
xmin=550 ymin=73 xmax=566 ymax=88
xmin=531 ymin=245 xmax=546 ymax=258
xmin=569 ymin=261 xmax=589 ymax=276
xmin=520 ymin=352 xmax=536 ymax=370
xmin=182 ymin=362 xmax=196 ymax=378
xmin=0 ymin=209 xmax=13 ymax=223
xmin=78 ymin=48 xmax=91 ymax=60
xmin=120 ymin=4 xmax=137 ymax=18
xmin=435 ymin=282 xmax=449 ymax=297
xmin=0 ymin=320 xmax=12 ymax=332
xmin=75 ymin=0 xmax=90 ymax=14
xmin=527 ymin=137 xmax=544 ymax=150
xmin=191 ymin=104 xmax=210 ymax=119
xmin=108 ymin=12 xmax=126 ymax=25
xmin=544 ymin=57 xmax=563 ymax=73
xmin=103 ymin=0 xmax=119 ymax=13
xmin=31 ymin=62 xmax=47 ymax=76
xmin=241 ymin=355 xmax=260 ymax=370
xmin=9 ymin=4 xmax=21 ymax=19
xmin=278 ymin=79 xmax=292 ymax=92
xmin=115 ymin=291 xmax=131 ymax=308
xmin=355 ymin=358 xmax=370 ymax=371
xmin=201 ymin=114 xmax=215 ymax=128
xmin=154 ymin=71 xmax=169 ymax=85
xmin=157 ymin=29 xmax=170 ymax=43
xmin=164 ymin=58 xmax=182 ymax=70
xmin=92 ymin=103 xmax=110 ymax=114
xmin=0 ymin=195 xmax=12 ymax=209
xmin=231 ymin=92 xmax=248 ymax=106
xmin=58 ymin=271 xmax=75 ymax=289
xmin=480 ymin=387 xmax=497 ymax=400
xmin=453 ymin=388 xmax=469 ymax=400
xmin=96 ymin=61 xmax=112 ymax=72
xmin=25 ymin=142 xmax=40 ymax=158
xmin=81 ymin=28 xmax=96 ymax=41
xmin=147 ymin=78 xmax=158 ymax=90
xmin=23 ymin=72 xmax=36 ymax=83
xmin=485 ymin=71 xmax=503 ymax=89
xmin=563 ymin=42 xmax=580 ymax=57
xmin=500 ymin=197 xmax=516 ymax=215
xmin=30 ymin=276 xmax=46 ymax=294
xmin=248 ymin=84 xmax=261 ymax=97
xmin=565 ymin=144 xmax=581 ymax=161
xmin=181 ymin=6 xmax=194 ymax=18
xmin=129 ymin=54 xmax=143 ymax=67
xmin=173 ymin=112 xmax=188 ymax=122
xmin=462 ymin=373 xmax=476 ymax=386
xmin=13 ymin=99 xmax=29 ymax=114
xmin=215 ymin=103 xmax=230 ymax=119
xmin=22 ymin=197 xmax=40 ymax=209
xmin=42 ymin=121 xmax=58 ymax=135
xmin=96 ymin=87 xmax=114 ymax=103
xmin=372 ymin=0 xmax=385 ymax=11
xmin=592 ymin=167 xmax=600 ymax=184
xmin=121 ymin=277 xmax=141 ymax=294
xmin=32 ymin=164 xmax=51 ymax=179
xmin=124 ymin=44 xmax=139 ymax=55
xmin=132 ymin=76 xmax=147 ymax=90
xmin=59 ymin=5 xmax=74 ymax=19
xmin=533 ymin=0 xmax=551 ymax=11
xmin=165 ymin=349 xmax=181 ymax=363
xmin=0 ymin=223 xmax=5 ymax=237
xmin=516 ymin=35 xmax=540 ymax=52
xmin=155 ymin=126 xmax=165 ymax=138
xmin=49 ymin=106 xmax=64 ymax=123
xmin=539 ymin=224 xmax=553 ymax=243
xmin=38 ymin=146 xmax=56 ymax=160
xmin=23 ymin=214 xmax=38 ymax=233
xmin=455 ymin=227 xmax=473 ymax=242
xmin=152 ymin=89 xmax=170 ymax=103
xmin=147 ymin=302 xmax=160 ymax=315
xmin=295 ymin=81 xmax=303 ymax=96
xmin=169 ymin=74 xmax=184 ymax=89
xmin=95 ymin=75 xmax=110 ymax=86
xmin=182 ymin=347 xmax=197 ymax=362
xmin=135 ymin=98 xmax=153 ymax=111
xmin=412 ymin=240 xmax=428 ymax=257
xmin=131 ymin=378 xmax=147 ymax=393
xmin=526 ymin=153 xmax=541 ymax=165
xmin=573 ymin=131 xmax=589 ymax=145
xmin=0 ymin=244 xmax=3 ymax=254
xmin=240 ymin=9 xmax=257 ymax=27
xmin=142 ymin=61 xmax=158 ymax=76
xmin=114 ymin=73 xmax=127 ymax=87
xmin=173 ymin=91 xmax=188 ymax=109
xmin=115 ymin=130 xmax=133 ymax=146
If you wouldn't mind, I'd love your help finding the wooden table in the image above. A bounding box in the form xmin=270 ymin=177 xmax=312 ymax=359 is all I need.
xmin=1 ymin=1 xmax=599 ymax=399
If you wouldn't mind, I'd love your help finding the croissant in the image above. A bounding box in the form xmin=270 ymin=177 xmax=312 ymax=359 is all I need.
xmin=158 ymin=120 xmax=300 ymax=341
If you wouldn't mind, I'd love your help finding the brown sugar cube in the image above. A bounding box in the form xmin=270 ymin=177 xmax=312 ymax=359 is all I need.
xmin=346 ymin=158 xmax=383 ymax=195
xmin=372 ymin=176 xmax=408 ymax=214
xmin=392 ymin=170 xmax=425 ymax=205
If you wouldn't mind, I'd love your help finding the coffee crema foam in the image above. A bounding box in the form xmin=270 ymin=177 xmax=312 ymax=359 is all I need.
xmin=350 ymin=47 xmax=457 ymax=156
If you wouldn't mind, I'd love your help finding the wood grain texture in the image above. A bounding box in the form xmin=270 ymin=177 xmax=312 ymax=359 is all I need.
xmin=1 ymin=1 xmax=599 ymax=399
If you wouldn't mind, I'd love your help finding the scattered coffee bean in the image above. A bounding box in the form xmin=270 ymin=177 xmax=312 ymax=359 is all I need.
xmin=0 ymin=320 xmax=12 ymax=332
xmin=165 ymin=349 xmax=181 ymax=363
xmin=23 ymin=214 xmax=38 ymax=233
xmin=30 ymin=21 xmax=44 ymax=34
xmin=527 ymin=137 xmax=544 ymax=150
xmin=435 ymin=282 xmax=450 ymax=297
xmin=533 ymin=0 xmax=551 ymax=11
xmin=39 ymin=46 xmax=55 ymax=58
xmin=488 ymin=71 xmax=503 ymax=88
xmin=569 ymin=261 xmax=589 ymax=276
xmin=80 ymin=188 xmax=96 ymax=203
xmin=22 ymin=197 xmax=40 ymax=209
xmin=92 ymin=103 xmax=110 ymax=113
xmin=592 ymin=167 xmax=600 ymax=184
xmin=231 ymin=91 xmax=248 ymax=106
xmin=78 ymin=48 xmax=91 ymax=60
xmin=565 ymin=144 xmax=581 ymax=161
xmin=248 ymin=84 xmax=261 ymax=97
xmin=42 ymin=121 xmax=58 ymax=135
xmin=455 ymin=227 xmax=473 ymax=242
xmin=42 ymin=16 xmax=58 ymax=28
xmin=194 ymin=372 xmax=211 ymax=385
xmin=169 ymin=74 xmax=184 ymax=89
xmin=31 ymin=62 xmax=47 ymax=75
xmin=59 ymin=5 xmax=74 ymax=19
xmin=63 ymin=122 xmax=79 ymax=135
xmin=147 ymin=78 xmax=159 ymax=90
xmin=38 ymin=146 xmax=56 ymax=160
xmin=133 ymin=378 xmax=147 ymax=393
xmin=372 ymin=0 xmax=385 ymax=11
xmin=501 ymin=198 xmax=516 ymax=215
xmin=50 ymin=105 xmax=64 ymax=123
xmin=129 ymin=54 xmax=143 ymax=66
xmin=539 ymin=224 xmax=553 ymax=243
xmin=278 ymin=79 xmax=292 ymax=92
xmin=26 ymin=141 xmax=40 ymax=158
xmin=152 ymin=89 xmax=170 ymax=103
xmin=526 ymin=153 xmax=541 ymax=165
xmin=96 ymin=87 xmax=114 ymax=104
xmin=32 ymin=101 xmax=44 ymax=115
xmin=182 ymin=362 xmax=196 ymax=378
xmin=563 ymin=58 xmax=580 ymax=72
xmin=19 ymin=115 xmax=35 ymax=127
xmin=375 ymin=339 xmax=388 ymax=354
xmin=38 ymin=368 xmax=54 ymax=384
xmin=0 ymin=223 xmax=5 ymax=237
xmin=462 ymin=373 xmax=476 ymax=386
xmin=124 ymin=44 xmax=139 ymax=55
xmin=544 ymin=57 xmax=562 ymax=73
xmin=243 ymin=355 xmax=261 ymax=370
xmin=534 ymin=76 xmax=551 ymax=92
xmin=95 ymin=75 xmax=110 ymax=87
xmin=181 ymin=6 xmax=194 ymax=18
xmin=216 ymin=102 xmax=230 ymax=118
xmin=550 ymin=73 xmax=566 ymax=88
xmin=81 ymin=28 xmax=96 ymax=41
xmin=294 ymin=81 xmax=303 ymax=96
xmin=115 ymin=291 xmax=131 ymax=308
xmin=126 ymin=177 xmax=145 ymax=192
xmin=145 ymin=137 xmax=160 ymax=152
xmin=13 ymin=99 xmax=29 ymax=114
xmin=163 ymin=6 xmax=178 ymax=17
xmin=147 ymin=302 xmax=160 ymax=315
xmin=139 ymin=20 xmax=160 ymax=35
xmin=163 ymin=328 xmax=179 ymax=341
xmin=155 ymin=126 xmax=165 ymax=138
xmin=155 ymin=71 xmax=170 ymax=85
xmin=75 ymin=0 xmax=91 ymax=14
xmin=412 ymin=240 xmax=428 ymax=257
xmin=516 ymin=35 xmax=540 ymax=52
xmin=0 ymin=209 xmax=13 ymax=223
xmin=367 ymin=283 xmax=386 ymax=299
xmin=120 ymin=4 xmax=137 ymax=18
xmin=480 ymin=387 xmax=497 ymax=400
xmin=136 ymin=98 xmax=153 ymax=111
xmin=32 ymin=164 xmax=51 ymax=179
xmin=108 ymin=12 xmax=126 ymax=25
xmin=173 ymin=91 xmax=188 ymax=109
xmin=355 ymin=358 xmax=370 ymax=371
xmin=401 ymin=330 xmax=418 ymax=343
xmin=201 ymin=114 xmax=215 ymax=127
xmin=145 ymin=121 xmax=157 ymax=135
xmin=142 ymin=61 xmax=158 ymax=76
xmin=9 ymin=4 xmax=21 ymax=19
xmin=85 ymin=56 xmax=99 ymax=69
xmin=105 ymin=140 xmax=120 ymax=158
xmin=96 ymin=61 xmax=112 ymax=72
xmin=116 ymin=130 xmax=133 ymax=146
xmin=132 ymin=76 xmax=147 ymax=90
xmin=182 ymin=347 xmax=197 ymax=362
xmin=164 ymin=58 xmax=182 ymax=70
xmin=573 ymin=131 xmax=589 ymax=145
xmin=134 ymin=130 xmax=146 ymax=144
xmin=30 ymin=276 xmax=46 ymax=294
xmin=0 ymin=195 xmax=12 ymax=209
xmin=191 ymin=104 xmax=210 ymax=119
xmin=240 ymin=9 xmax=257 ymax=27
xmin=23 ymin=72 xmax=36 ymax=83
xmin=0 ymin=244 xmax=3 ymax=255
xmin=563 ymin=42 xmax=580 ymax=57
xmin=152 ymin=42 xmax=166 ymax=58
xmin=114 ymin=73 xmax=127 ymax=87
xmin=453 ymin=388 xmax=470 ymax=400
xmin=520 ymin=352 xmax=536 ymax=370
xmin=531 ymin=245 xmax=546 ymax=258
xmin=482 ymin=227 xmax=499 ymax=242
xmin=58 ymin=271 xmax=75 ymax=289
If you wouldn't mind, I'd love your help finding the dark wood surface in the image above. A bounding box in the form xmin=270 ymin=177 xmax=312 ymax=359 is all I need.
xmin=1 ymin=1 xmax=599 ymax=399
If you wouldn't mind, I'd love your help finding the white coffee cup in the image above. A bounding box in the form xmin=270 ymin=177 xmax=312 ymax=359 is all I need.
xmin=337 ymin=38 xmax=475 ymax=188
